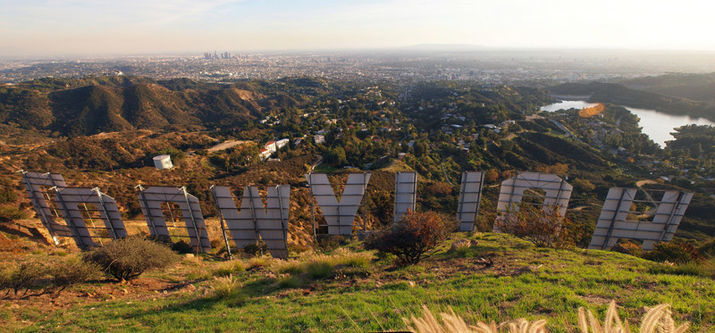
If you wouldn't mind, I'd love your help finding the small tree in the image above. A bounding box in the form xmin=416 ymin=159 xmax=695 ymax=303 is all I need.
xmin=365 ymin=211 xmax=452 ymax=266
xmin=84 ymin=237 xmax=179 ymax=281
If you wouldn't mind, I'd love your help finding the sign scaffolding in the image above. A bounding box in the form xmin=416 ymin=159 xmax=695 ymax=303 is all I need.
xmin=306 ymin=173 xmax=370 ymax=235
xmin=137 ymin=186 xmax=211 ymax=252
xmin=589 ymin=188 xmax=693 ymax=250
xmin=20 ymin=171 xmax=71 ymax=244
xmin=53 ymin=187 xmax=128 ymax=250
xmin=456 ymin=171 xmax=485 ymax=232
xmin=394 ymin=172 xmax=418 ymax=223
xmin=495 ymin=172 xmax=572 ymax=231
xmin=211 ymin=185 xmax=290 ymax=259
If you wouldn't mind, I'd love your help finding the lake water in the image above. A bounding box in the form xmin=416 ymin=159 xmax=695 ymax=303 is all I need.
xmin=539 ymin=100 xmax=599 ymax=112
xmin=540 ymin=100 xmax=715 ymax=147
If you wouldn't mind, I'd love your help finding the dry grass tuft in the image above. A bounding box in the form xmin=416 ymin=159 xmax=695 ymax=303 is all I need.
xmin=404 ymin=305 xmax=546 ymax=333
xmin=578 ymin=301 xmax=689 ymax=333
xmin=404 ymin=301 xmax=689 ymax=333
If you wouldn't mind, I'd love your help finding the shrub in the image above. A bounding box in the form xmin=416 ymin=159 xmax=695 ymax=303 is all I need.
xmin=0 ymin=186 xmax=16 ymax=204
xmin=0 ymin=261 xmax=50 ymax=299
xmin=495 ymin=205 xmax=580 ymax=248
xmin=50 ymin=258 xmax=100 ymax=292
xmin=643 ymin=241 xmax=702 ymax=264
xmin=243 ymin=243 xmax=267 ymax=256
xmin=211 ymin=261 xmax=246 ymax=277
xmin=1 ymin=257 xmax=97 ymax=299
xmin=364 ymin=211 xmax=452 ymax=266
xmin=171 ymin=240 xmax=195 ymax=254
xmin=305 ymin=262 xmax=334 ymax=279
xmin=0 ymin=204 xmax=27 ymax=223
xmin=316 ymin=235 xmax=348 ymax=252
xmin=699 ymin=239 xmax=715 ymax=258
xmin=648 ymin=261 xmax=714 ymax=278
xmin=84 ymin=237 xmax=179 ymax=281
xmin=246 ymin=256 xmax=272 ymax=270
xmin=612 ymin=241 xmax=644 ymax=257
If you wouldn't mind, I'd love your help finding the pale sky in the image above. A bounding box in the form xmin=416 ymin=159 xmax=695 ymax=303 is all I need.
xmin=1 ymin=0 xmax=714 ymax=57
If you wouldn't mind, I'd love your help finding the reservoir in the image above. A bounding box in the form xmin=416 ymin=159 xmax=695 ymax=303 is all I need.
xmin=540 ymin=100 xmax=715 ymax=147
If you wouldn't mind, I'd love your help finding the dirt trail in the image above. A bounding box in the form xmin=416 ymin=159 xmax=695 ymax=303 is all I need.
xmin=207 ymin=140 xmax=252 ymax=152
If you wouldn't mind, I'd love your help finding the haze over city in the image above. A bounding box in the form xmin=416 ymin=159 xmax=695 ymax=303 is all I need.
xmin=2 ymin=0 xmax=715 ymax=57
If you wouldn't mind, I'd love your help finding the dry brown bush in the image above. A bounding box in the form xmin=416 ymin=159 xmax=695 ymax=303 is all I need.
xmin=83 ymin=237 xmax=179 ymax=281
xmin=495 ymin=205 xmax=581 ymax=248
xmin=365 ymin=210 xmax=453 ymax=265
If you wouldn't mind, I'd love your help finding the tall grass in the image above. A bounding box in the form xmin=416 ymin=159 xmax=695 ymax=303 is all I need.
xmin=271 ymin=248 xmax=373 ymax=277
xmin=268 ymin=248 xmax=374 ymax=284
xmin=210 ymin=274 xmax=242 ymax=298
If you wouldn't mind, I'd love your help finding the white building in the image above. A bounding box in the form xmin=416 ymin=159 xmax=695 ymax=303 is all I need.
xmin=153 ymin=155 xmax=173 ymax=170
xmin=259 ymin=148 xmax=273 ymax=160
xmin=275 ymin=138 xmax=290 ymax=149
xmin=314 ymin=135 xmax=326 ymax=144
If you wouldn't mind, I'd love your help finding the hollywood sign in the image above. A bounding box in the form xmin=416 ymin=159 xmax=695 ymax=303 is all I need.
xmin=20 ymin=170 xmax=693 ymax=258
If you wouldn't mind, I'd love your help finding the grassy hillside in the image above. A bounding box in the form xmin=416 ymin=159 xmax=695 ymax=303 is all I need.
xmin=1 ymin=233 xmax=712 ymax=332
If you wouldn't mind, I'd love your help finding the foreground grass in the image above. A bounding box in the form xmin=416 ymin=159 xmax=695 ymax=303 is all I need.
xmin=2 ymin=233 xmax=713 ymax=332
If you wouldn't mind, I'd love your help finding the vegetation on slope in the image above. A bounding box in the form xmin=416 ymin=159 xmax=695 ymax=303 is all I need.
xmin=0 ymin=233 xmax=712 ymax=332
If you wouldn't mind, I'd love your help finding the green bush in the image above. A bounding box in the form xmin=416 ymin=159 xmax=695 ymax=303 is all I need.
xmin=50 ymin=258 xmax=100 ymax=292
xmin=242 ymin=243 xmax=267 ymax=256
xmin=305 ymin=262 xmax=334 ymax=279
xmin=365 ymin=211 xmax=452 ymax=266
xmin=699 ymin=240 xmax=715 ymax=258
xmin=84 ymin=237 xmax=179 ymax=281
xmin=0 ymin=204 xmax=27 ymax=223
xmin=171 ymin=240 xmax=195 ymax=254
xmin=317 ymin=235 xmax=348 ymax=252
xmin=0 ymin=186 xmax=16 ymax=204
xmin=648 ymin=261 xmax=714 ymax=278
xmin=643 ymin=241 xmax=702 ymax=264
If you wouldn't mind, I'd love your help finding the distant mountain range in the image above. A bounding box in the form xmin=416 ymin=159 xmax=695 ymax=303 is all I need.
xmin=0 ymin=76 xmax=303 ymax=137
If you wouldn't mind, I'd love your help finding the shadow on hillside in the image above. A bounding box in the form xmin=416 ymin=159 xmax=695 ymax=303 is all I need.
xmin=119 ymin=277 xmax=282 ymax=320
xmin=0 ymin=224 xmax=51 ymax=245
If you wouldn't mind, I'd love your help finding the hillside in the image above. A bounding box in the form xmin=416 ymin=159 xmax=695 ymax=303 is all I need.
xmin=0 ymin=232 xmax=711 ymax=331
xmin=0 ymin=76 xmax=304 ymax=137
xmin=1 ymin=75 xmax=713 ymax=332
xmin=619 ymin=72 xmax=715 ymax=103
xmin=548 ymin=82 xmax=715 ymax=121
xmin=1 ymin=77 xmax=713 ymax=248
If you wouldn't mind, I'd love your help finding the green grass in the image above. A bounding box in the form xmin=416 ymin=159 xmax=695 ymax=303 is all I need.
xmin=5 ymin=233 xmax=714 ymax=332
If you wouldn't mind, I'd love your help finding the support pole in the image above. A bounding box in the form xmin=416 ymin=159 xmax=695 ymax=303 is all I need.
xmin=181 ymin=186 xmax=202 ymax=254
xmin=19 ymin=170 xmax=59 ymax=245
xmin=602 ymin=188 xmax=628 ymax=250
xmin=210 ymin=185 xmax=233 ymax=260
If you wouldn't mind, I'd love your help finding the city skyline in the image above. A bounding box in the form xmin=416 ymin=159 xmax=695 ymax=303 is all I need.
xmin=2 ymin=0 xmax=715 ymax=57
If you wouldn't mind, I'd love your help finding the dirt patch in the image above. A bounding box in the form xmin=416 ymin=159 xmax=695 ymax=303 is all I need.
xmin=578 ymin=295 xmax=611 ymax=305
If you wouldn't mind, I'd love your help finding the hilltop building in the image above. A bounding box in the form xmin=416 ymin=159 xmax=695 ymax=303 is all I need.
xmin=152 ymin=155 xmax=173 ymax=170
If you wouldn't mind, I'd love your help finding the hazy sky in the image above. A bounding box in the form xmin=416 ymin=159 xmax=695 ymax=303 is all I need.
xmin=1 ymin=0 xmax=715 ymax=57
